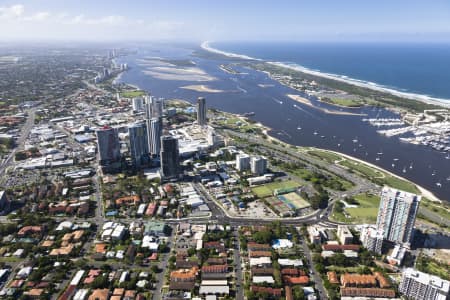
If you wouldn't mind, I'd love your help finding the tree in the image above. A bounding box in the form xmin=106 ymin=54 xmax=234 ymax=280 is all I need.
xmin=293 ymin=286 xmax=305 ymax=300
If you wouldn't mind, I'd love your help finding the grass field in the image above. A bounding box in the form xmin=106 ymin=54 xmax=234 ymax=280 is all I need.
xmin=252 ymin=180 xmax=300 ymax=198
xmin=331 ymin=193 xmax=380 ymax=224
xmin=308 ymin=150 xmax=342 ymax=164
xmin=346 ymin=194 xmax=381 ymax=223
xmin=325 ymin=97 xmax=363 ymax=107
xmin=121 ymin=90 xmax=146 ymax=98
xmin=381 ymin=175 xmax=420 ymax=194
xmin=339 ymin=160 xmax=383 ymax=178
xmin=338 ymin=159 xmax=420 ymax=194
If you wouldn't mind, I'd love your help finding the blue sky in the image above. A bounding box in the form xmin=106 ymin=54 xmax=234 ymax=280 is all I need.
xmin=1 ymin=0 xmax=450 ymax=41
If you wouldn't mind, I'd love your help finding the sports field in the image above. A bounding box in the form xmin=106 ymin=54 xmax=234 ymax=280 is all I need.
xmin=278 ymin=192 xmax=310 ymax=209
xmin=252 ymin=180 xmax=299 ymax=198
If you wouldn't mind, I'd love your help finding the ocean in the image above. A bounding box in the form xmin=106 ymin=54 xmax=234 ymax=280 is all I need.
xmin=212 ymin=41 xmax=450 ymax=102
xmin=116 ymin=43 xmax=450 ymax=200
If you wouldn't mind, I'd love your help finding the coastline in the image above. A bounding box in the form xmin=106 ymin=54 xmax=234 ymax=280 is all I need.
xmin=201 ymin=41 xmax=450 ymax=109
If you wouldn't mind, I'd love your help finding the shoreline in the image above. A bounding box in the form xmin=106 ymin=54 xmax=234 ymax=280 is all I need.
xmin=286 ymin=94 xmax=367 ymax=116
xmin=201 ymin=41 xmax=450 ymax=109
xmin=310 ymin=148 xmax=441 ymax=202
xmin=117 ymin=51 xmax=443 ymax=203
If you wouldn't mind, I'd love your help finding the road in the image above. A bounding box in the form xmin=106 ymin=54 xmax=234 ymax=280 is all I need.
xmin=300 ymin=234 xmax=328 ymax=299
xmin=0 ymin=107 xmax=36 ymax=177
xmin=233 ymin=229 xmax=244 ymax=300
xmin=152 ymin=231 xmax=175 ymax=300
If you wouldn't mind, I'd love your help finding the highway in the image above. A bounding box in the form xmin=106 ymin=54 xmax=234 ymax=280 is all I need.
xmin=0 ymin=107 xmax=36 ymax=177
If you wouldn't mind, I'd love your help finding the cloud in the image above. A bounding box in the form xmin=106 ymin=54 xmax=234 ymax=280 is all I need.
xmin=0 ymin=4 xmax=25 ymax=19
xmin=66 ymin=14 xmax=126 ymax=25
xmin=0 ymin=3 xmax=188 ymax=41
xmin=24 ymin=12 xmax=51 ymax=21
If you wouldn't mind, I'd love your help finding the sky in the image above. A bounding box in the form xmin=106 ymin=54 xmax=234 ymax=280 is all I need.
xmin=1 ymin=0 xmax=450 ymax=42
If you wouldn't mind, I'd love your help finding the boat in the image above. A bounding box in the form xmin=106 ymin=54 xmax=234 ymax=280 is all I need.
xmin=375 ymin=157 xmax=380 ymax=161
xmin=402 ymin=167 xmax=406 ymax=173
xmin=436 ymin=182 xmax=442 ymax=187
xmin=337 ymin=143 xmax=341 ymax=147
xmin=377 ymin=152 xmax=383 ymax=155
xmin=392 ymin=163 xmax=395 ymax=167
xmin=320 ymin=135 xmax=325 ymax=138
xmin=409 ymin=163 xmax=413 ymax=169
xmin=446 ymin=154 xmax=450 ymax=160
xmin=313 ymin=131 xmax=318 ymax=135
xmin=393 ymin=158 xmax=399 ymax=161
xmin=432 ymin=171 xmax=436 ymax=176
xmin=352 ymin=138 xmax=358 ymax=143
xmin=242 ymin=112 xmax=255 ymax=117
xmin=297 ymin=127 xmax=302 ymax=130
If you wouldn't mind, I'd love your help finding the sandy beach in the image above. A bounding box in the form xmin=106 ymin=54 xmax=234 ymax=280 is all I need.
xmin=286 ymin=94 xmax=367 ymax=116
xmin=180 ymin=85 xmax=225 ymax=93
xmin=202 ymin=41 xmax=450 ymax=109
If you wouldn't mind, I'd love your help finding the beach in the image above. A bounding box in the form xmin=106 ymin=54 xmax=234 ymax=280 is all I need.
xmin=202 ymin=41 xmax=450 ymax=109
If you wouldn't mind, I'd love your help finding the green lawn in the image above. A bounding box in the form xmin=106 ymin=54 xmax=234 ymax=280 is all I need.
xmin=338 ymin=159 xmax=420 ymax=194
xmin=308 ymin=150 xmax=342 ymax=164
xmin=381 ymin=175 xmax=420 ymax=194
xmin=121 ymin=90 xmax=146 ymax=98
xmin=346 ymin=194 xmax=380 ymax=223
xmin=326 ymin=98 xmax=362 ymax=107
xmin=339 ymin=160 xmax=383 ymax=178
xmin=331 ymin=193 xmax=380 ymax=224
xmin=252 ymin=180 xmax=300 ymax=198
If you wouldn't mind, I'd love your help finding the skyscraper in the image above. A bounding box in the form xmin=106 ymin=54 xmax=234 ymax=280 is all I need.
xmin=197 ymin=97 xmax=206 ymax=126
xmin=145 ymin=95 xmax=164 ymax=119
xmin=147 ymin=117 xmax=162 ymax=157
xmin=160 ymin=136 xmax=180 ymax=179
xmin=132 ymin=97 xmax=144 ymax=112
xmin=375 ymin=187 xmax=421 ymax=245
xmin=96 ymin=126 xmax=121 ymax=168
xmin=128 ymin=122 xmax=149 ymax=169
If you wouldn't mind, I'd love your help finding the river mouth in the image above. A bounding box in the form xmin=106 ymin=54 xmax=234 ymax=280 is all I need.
xmin=116 ymin=45 xmax=450 ymax=201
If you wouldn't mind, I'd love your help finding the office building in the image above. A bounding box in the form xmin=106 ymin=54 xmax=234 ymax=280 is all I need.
xmin=399 ymin=268 xmax=449 ymax=300
xmin=197 ymin=97 xmax=207 ymax=126
xmin=147 ymin=117 xmax=162 ymax=156
xmin=160 ymin=136 xmax=180 ymax=179
xmin=131 ymin=97 xmax=144 ymax=112
xmin=236 ymin=154 xmax=250 ymax=171
xmin=376 ymin=187 xmax=421 ymax=244
xmin=96 ymin=126 xmax=121 ymax=168
xmin=250 ymin=156 xmax=267 ymax=176
xmin=128 ymin=122 xmax=149 ymax=169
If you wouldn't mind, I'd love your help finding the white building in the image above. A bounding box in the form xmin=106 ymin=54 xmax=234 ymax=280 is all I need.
xmin=399 ymin=268 xmax=450 ymax=300
xmin=132 ymin=97 xmax=144 ymax=112
xmin=360 ymin=224 xmax=384 ymax=254
xmin=376 ymin=187 xmax=421 ymax=244
xmin=235 ymin=153 xmax=250 ymax=171
xmin=337 ymin=225 xmax=354 ymax=245
xmin=250 ymin=156 xmax=267 ymax=175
